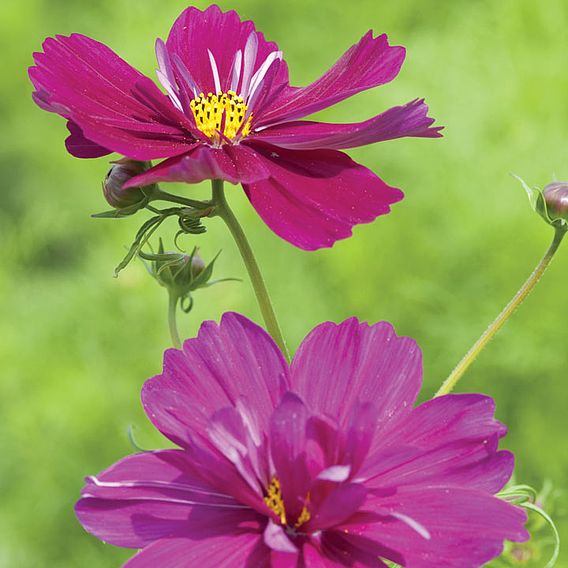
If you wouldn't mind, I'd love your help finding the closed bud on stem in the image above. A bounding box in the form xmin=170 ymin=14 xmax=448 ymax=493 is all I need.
xmin=103 ymin=159 xmax=154 ymax=210
xmin=543 ymin=181 xmax=568 ymax=222
xmin=190 ymin=253 xmax=206 ymax=277
xmin=139 ymin=242 xmax=238 ymax=347
xmin=139 ymin=242 xmax=237 ymax=314
xmin=153 ymin=249 xmax=206 ymax=293
xmin=515 ymin=175 xmax=568 ymax=231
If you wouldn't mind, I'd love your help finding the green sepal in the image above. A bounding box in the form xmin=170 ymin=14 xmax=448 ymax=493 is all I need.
xmin=127 ymin=425 xmax=151 ymax=453
xmin=514 ymin=174 xmax=568 ymax=231
xmin=93 ymin=184 xmax=155 ymax=218
xmin=91 ymin=199 xmax=148 ymax=218
xmin=190 ymin=250 xmax=221 ymax=289
xmin=114 ymin=214 xmax=166 ymax=277
xmin=495 ymin=483 xmax=560 ymax=568
xmin=113 ymin=205 xmax=209 ymax=277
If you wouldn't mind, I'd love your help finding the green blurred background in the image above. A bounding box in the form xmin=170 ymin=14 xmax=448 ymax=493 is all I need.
xmin=1 ymin=0 xmax=566 ymax=565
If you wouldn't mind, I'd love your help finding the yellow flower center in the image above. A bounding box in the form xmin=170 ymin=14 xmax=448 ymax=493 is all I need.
xmin=264 ymin=477 xmax=311 ymax=529
xmin=190 ymin=91 xmax=253 ymax=143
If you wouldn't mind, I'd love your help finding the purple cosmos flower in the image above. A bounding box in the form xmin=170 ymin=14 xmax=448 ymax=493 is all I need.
xmin=29 ymin=5 xmax=441 ymax=250
xmin=76 ymin=313 xmax=527 ymax=567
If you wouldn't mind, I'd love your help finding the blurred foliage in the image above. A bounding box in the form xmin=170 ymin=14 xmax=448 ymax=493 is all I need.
xmin=1 ymin=0 xmax=567 ymax=566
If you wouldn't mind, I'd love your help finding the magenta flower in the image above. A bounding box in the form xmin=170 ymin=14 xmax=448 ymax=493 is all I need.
xmin=29 ymin=5 xmax=441 ymax=250
xmin=76 ymin=313 xmax=527 ymax=567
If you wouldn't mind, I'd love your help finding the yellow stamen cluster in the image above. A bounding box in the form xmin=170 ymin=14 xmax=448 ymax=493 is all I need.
xmin=295 ymin=503 xmax=311 ymax=528
xmin=264 ymin=477 xmax=311 ymax=529
xmin=265 ymin=477 xmax=287 ymax=525
xmin=189 ymin=90 xmax=252 ymax=142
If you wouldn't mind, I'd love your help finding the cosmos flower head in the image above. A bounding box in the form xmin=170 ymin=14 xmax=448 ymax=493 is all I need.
xmin=29 ymin=5 xmax=442 ymax=250
xmin=76 ymin=313 xmax=528 ymax=567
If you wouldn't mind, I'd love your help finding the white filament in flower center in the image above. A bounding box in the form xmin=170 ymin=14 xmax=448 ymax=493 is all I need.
xmin=155 ymin=33 xmax=282 ymax=143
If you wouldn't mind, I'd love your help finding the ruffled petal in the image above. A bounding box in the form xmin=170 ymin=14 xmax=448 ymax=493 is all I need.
xmin=242 ymin=144 xmax=403 ymax=250
xmin=124 ymin=532 xmax=267 ymax=567
xmin=363 ymin=394 xmax=514 ymax=493
xmin=252 ymin=99 xmax=442 ymax=150
xmin=342 ymin=487 xmax=529 ymax=568
xmin=258 ymin=31 xmax=405 ymax=127
xmin=124 ymin=144 xmax=270 ymax=188
xmin=29 ymin=34 xmax=197 ymax=160
xmin=290 ymin=319 xmax=422 ymax=428
xmin=166 ymin=5 xmax=288 ymax=97
xmin=75 ymin=450 xmax=258 ymax=549
xmin=142 ymin=313 xmax=289 ymax=448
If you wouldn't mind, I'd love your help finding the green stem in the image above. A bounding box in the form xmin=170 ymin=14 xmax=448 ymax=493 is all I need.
xmin=168 ymin=292 xmax=182 ymax=349
xmin=152 ymin=187 xmax=212 ymax=210
xmin=436 ymin=227 xmax=566 ymax=397
xmin=211 ymin=179 xmax=290 ymax=361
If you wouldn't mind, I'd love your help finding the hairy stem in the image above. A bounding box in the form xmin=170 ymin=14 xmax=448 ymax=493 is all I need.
xmin=167 ymin=292 xmax=182 ymax=349
xmin=152 ymin=187 xmax=212 ymax=210
xmin=211 ymin=179 xmax=290 ymax=361
xmin=436 ymin=227 xmax=566 ymax=397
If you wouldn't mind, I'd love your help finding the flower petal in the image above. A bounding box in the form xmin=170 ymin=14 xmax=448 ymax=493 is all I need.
xmin=29 ymin=33 xmax=196 ymax=160
xmin=253 ymin=99 xmax=442 ymax=150
xmin=363 ymin=394 xmax=514 ymax=493
xmin=343 ymin=487 xmax=529 ymax=568
xmin=258 ymin=31 xmax=405 ymax=127
xmin=290 ymin=319 xmax=422 ymax=427
xmin=307 ymin=534 xmax=394 ymax=567
xmin=307 ymin=483 xmax=367 ymax=531
xmin=124 ymin=532 xmax=267 ymax=567
xmin=166 ymin=5 xmax=288 ymax=97
xmin=343 ymin=402 xmax=378 ymax=476
xmin=242 ymin=144 xmax=403 ymax=250
xmin=264 ymin=520 xmax=298 ymax=553
xmin=124 ymin=144 xmax=271 ymax=188
xmin=207 ymin=406 xmax=269 ymax=495
xmin=302 ymin=542 xmax=349 ymax=567
xmin=75 ymin=450 xmax=257 ymax=548
xmin=142 ymin=313 xmax=289 ymax=448
xmin=65 ymin=120 xmax=110 ymax=158
xmin=270 ymin=393 xmax=311 ymax=520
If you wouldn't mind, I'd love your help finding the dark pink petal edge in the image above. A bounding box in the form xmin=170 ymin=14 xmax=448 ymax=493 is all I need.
xmin=243 ymin=143 xmax=403 ymax=250
xmin=252 ymin=99 xmax=443 ymax=150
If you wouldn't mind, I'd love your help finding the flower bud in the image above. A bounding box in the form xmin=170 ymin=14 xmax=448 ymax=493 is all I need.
xmin=543 ymin=181 xmax=568 ymax=221
xmin=190 ymin=252 xmax=206 ymax=277
xmin=139 ymin=243 xmax=238 ymax=314
xmin=103 ymin=159 xmax=151 ymax=209
xmin=515 ymin=174 xmax=568 ymax=230
xmin=143 ymin=246 xmax=212 ymax=296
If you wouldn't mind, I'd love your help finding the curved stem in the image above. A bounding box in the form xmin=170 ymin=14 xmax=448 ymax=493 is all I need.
xmin=168 ymin=292 xmax=182 ymax=349
xmin=436 ymin=227 xmax=566 ymax=397
xmin=152 ymin=187 xmax=212 ymax=210
xmin=211 ymin=179 xmax=290 ymax=361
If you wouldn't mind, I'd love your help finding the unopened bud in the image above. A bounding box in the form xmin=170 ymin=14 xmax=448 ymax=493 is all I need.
xmin=190 ymin=253 xmax=206 ymax=277
xmin=515 ymin=174 xmax=568 ymax=230
xmin=141 ymin=246 xmax=214 ymax=297
xmin=103 ymin=159 xmax=151 ymax=209
xmin=543 ymin=182 xmax=568 ymax=221
xmin=139 ymin=243 xmax=238 ymax=314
